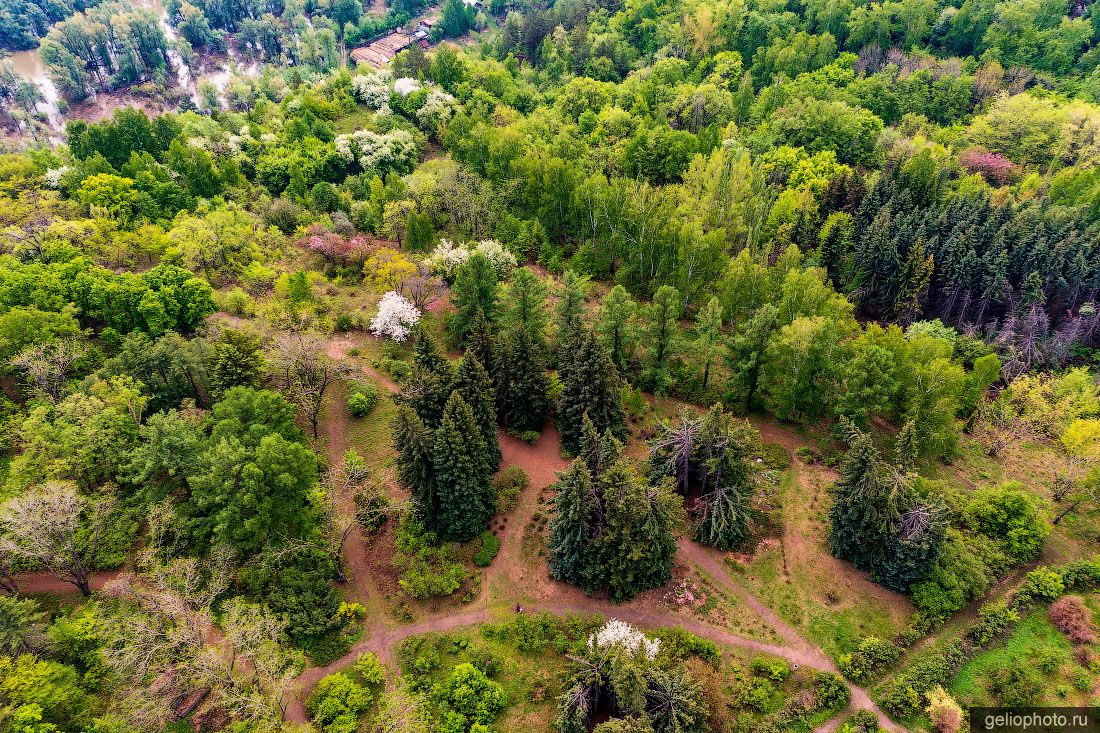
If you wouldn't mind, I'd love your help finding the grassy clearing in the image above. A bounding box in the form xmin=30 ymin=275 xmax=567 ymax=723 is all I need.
xmin=397 ymin=620 xmax=844 ymax=733
xmin=733 ymin=467 xmax=912 ymax=659
xmin=949 ymin=607 xmax=1096 ymax=708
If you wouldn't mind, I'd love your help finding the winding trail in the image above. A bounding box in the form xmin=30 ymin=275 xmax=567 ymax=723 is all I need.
xmin=8 ymin=333 xmax=904 ymax=732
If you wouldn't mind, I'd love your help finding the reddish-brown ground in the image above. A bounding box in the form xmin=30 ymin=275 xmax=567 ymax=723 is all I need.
xmin=8 ymin=330 xmax=905 ymax=733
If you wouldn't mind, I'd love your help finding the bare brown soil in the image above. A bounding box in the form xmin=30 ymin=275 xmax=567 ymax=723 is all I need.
xmin=8 ymin=331 xmax=906 ymax=733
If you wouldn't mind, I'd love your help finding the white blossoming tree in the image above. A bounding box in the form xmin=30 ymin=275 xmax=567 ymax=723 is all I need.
xmin=473 ymin=239 xmax=518 ymax=278
xmin=334 ymin=129 xmax=418 ymax=176
xmin=417 ymin=88 xmax=457 ymax=133
xmin=351 ymin=70 xmax=393 ymax=109
xmin=393 ymin=77 xmax=422 ymax=96
xmin=588 ymin=619 xmax=661 ymax=660
xmin=424 ymin=238 xmax=471 ymax=279
xmin=425 ymin=238 xmax=518 ymax=281
xmin=370 ymin=291 xmax=421 ymax=341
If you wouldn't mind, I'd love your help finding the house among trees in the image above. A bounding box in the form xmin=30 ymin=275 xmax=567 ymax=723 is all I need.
xmin=350 ymin=31 xmax=414 ymax=67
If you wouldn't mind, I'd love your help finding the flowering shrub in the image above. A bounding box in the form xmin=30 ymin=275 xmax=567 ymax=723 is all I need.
xmin=393 ymin=77 xmax=422 ymax=96
xmin=425 ymin=238 xmax=519 ymax=281
xmin=588 ymin=619 xmax=661 ymax=660
xmin=417 ymin=88 xmax=457 ymax=131
xmin=369 ymin=291 xmax=421 ymax=341
xmin=299 ymin=227 xmax=376 ymax=268
xmin=424 ymin=238 xmax=470 ymax=279
xmin=472 ymin=239 xmax=518 ymax=278
xmin=334 ymin=129 xmax=418 ymax=177
xmin=1049 ymin=595 xmax=1097 ymax=645
xmin=960 ymin=148 xmax=1019 ymax=185
xmin=351 ymin=70 xmax=392 ymax=109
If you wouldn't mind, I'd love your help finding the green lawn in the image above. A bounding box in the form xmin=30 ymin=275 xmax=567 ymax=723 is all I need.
xmin=949 ymin=608 xmax=1094 ymax=708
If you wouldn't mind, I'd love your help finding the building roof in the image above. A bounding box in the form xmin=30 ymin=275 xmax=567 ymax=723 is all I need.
xmin=350 ymin=31 xmax=414 ymax=67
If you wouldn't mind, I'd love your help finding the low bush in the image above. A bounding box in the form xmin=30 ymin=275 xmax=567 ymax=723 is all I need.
xmin=987 ymin=663 xmax=1041 ymax=706
xmin=651 ymin=627 xmax=720 ymax=665
xmin=508 ymin=428 xmax=542 ymax=444
xmin=925 ymin=686 xmax=963 ymax=733
xmin=300 ymin=630 xmax=357 ymax=667
xmin=347 ymin=380 xmax=380 ymax=417
xmin=838 ymin=636 xmax=902 ymax=683
xmin=969 ymin=601 xmax=1019 ymax=646
xmin=621 ymin=384 xmax=648 ymax=421
xmin=842 ymin=709 xmax=879 ymax=732
xmin=910 ymin=530 xmax=1007 ymax=619
xmin=373 ymin=357 xmax=411 ymax=382
xmin=473 ymin=531 xmax=500 ymax=567
xmin=1049 ymin=595 xmax=1097 ymax=645
xmin=352 ymin=652 xmax=386 ymax=686
xmin=393 ymin=516 xmax=469 ymax=600
xmin=759 ymin=442 xmax=791 ymax=471
xmin=878 ymin=643 xmax=965 ymax=718
xmin=1060 ymin=558 xmax=1100 ymax=590
xmin=354 ymin=488 xmax=390 ymax=534
xmin=493 ymin=466 xmax=527 ymax=512
xmin=751 ymin=657 xmax=791 ymax=683
xmin=814 ymin=672 xmax=851 ymax=712
xmin=1016 ymin=567 xmax=1065 ymax=606
xmin=963 ymin=483 xmax=1049 ymax=564
xmin=434 ymin=663 xmax=506 ymax=730
xmin=306 ymin=672 xmax=372 ymax=733
xmin=794 ymin=446 xmax=819 ymax=464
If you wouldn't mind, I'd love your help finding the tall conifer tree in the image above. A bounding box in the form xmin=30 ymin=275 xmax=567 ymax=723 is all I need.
xmin=451 ymin=352 xmax=501 ymax=472
xmin=450 ymin=252 xmax=499 ymax=347
xmin=547 ymin=459 xmax=597 ymax=589
xmin=827 ymin=424 xmax=901 ymax=572
xmin=558 ymin=331 xmax=626 ymax=454
xmin=401 ymin=329 xmax=453 ymax=428
xmin=497 ymin=329 xmax=551 ymax=433
xmin=393 ymin=405 xmax=437 ymax=526
xmin=502 ymin=266 xmax=549 ymax=353
xmin=432 ymin=391 xmax=495 ymax=541
xmin=554 ymin=269 xmax=586 ymax=370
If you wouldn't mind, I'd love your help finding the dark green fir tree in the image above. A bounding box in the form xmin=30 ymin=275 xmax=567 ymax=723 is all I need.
xmin=451 ymin=352 xmax=501 ymax=472
xmin=547 ymin=458 xmax=596 ymax=590
xmin=558 ymin=331 xmax=626 ymax=454
xmin=449 ymin=252 xmax=499 ymax=347
xmin=393 ymin=405 xmax=438 ymax=526
xmin=497 ymin=329 xmax=551 ymax=433
xmin=432 ymin=391 xmax=495 ymax=541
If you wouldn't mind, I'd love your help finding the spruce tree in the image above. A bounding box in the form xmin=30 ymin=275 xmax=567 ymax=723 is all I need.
xmin=547 ymin=459 xmax=597 ymax=589
xmin=578 ymin=413 xmax=623 ymax=479
xmin=559 ymin=330 xmax=627 ymax=454
xmin=449 ymin=252 xmax=499 ymax=347
xmin=502 ymin=266 xmax=549 ymax=353
xmin=554 ymin=269 xmax=587 ymax=370
xmin=393 ymin=405 xmax=437 ymax=526
xmin=878 ymin=500 xmax=947 ymax=592
xmin=467 ymin=308 xmax=499 ymax=384
xmin=827 ymin=425 xmax=901 ymax=573
xmin=432 ymin=391 xmax=495 ymax=541
xmin=401 ymin=329 xmax=453 ymax=428
xmin=694 ymin=485 xmax=752 ymax=550
xmin=451 ymin=352 xmax=501 ymax=472
xmin=592 ymin=463 xmax=683 ymax=602
xmin=497 ymin=329 xmax=551 ymax=433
